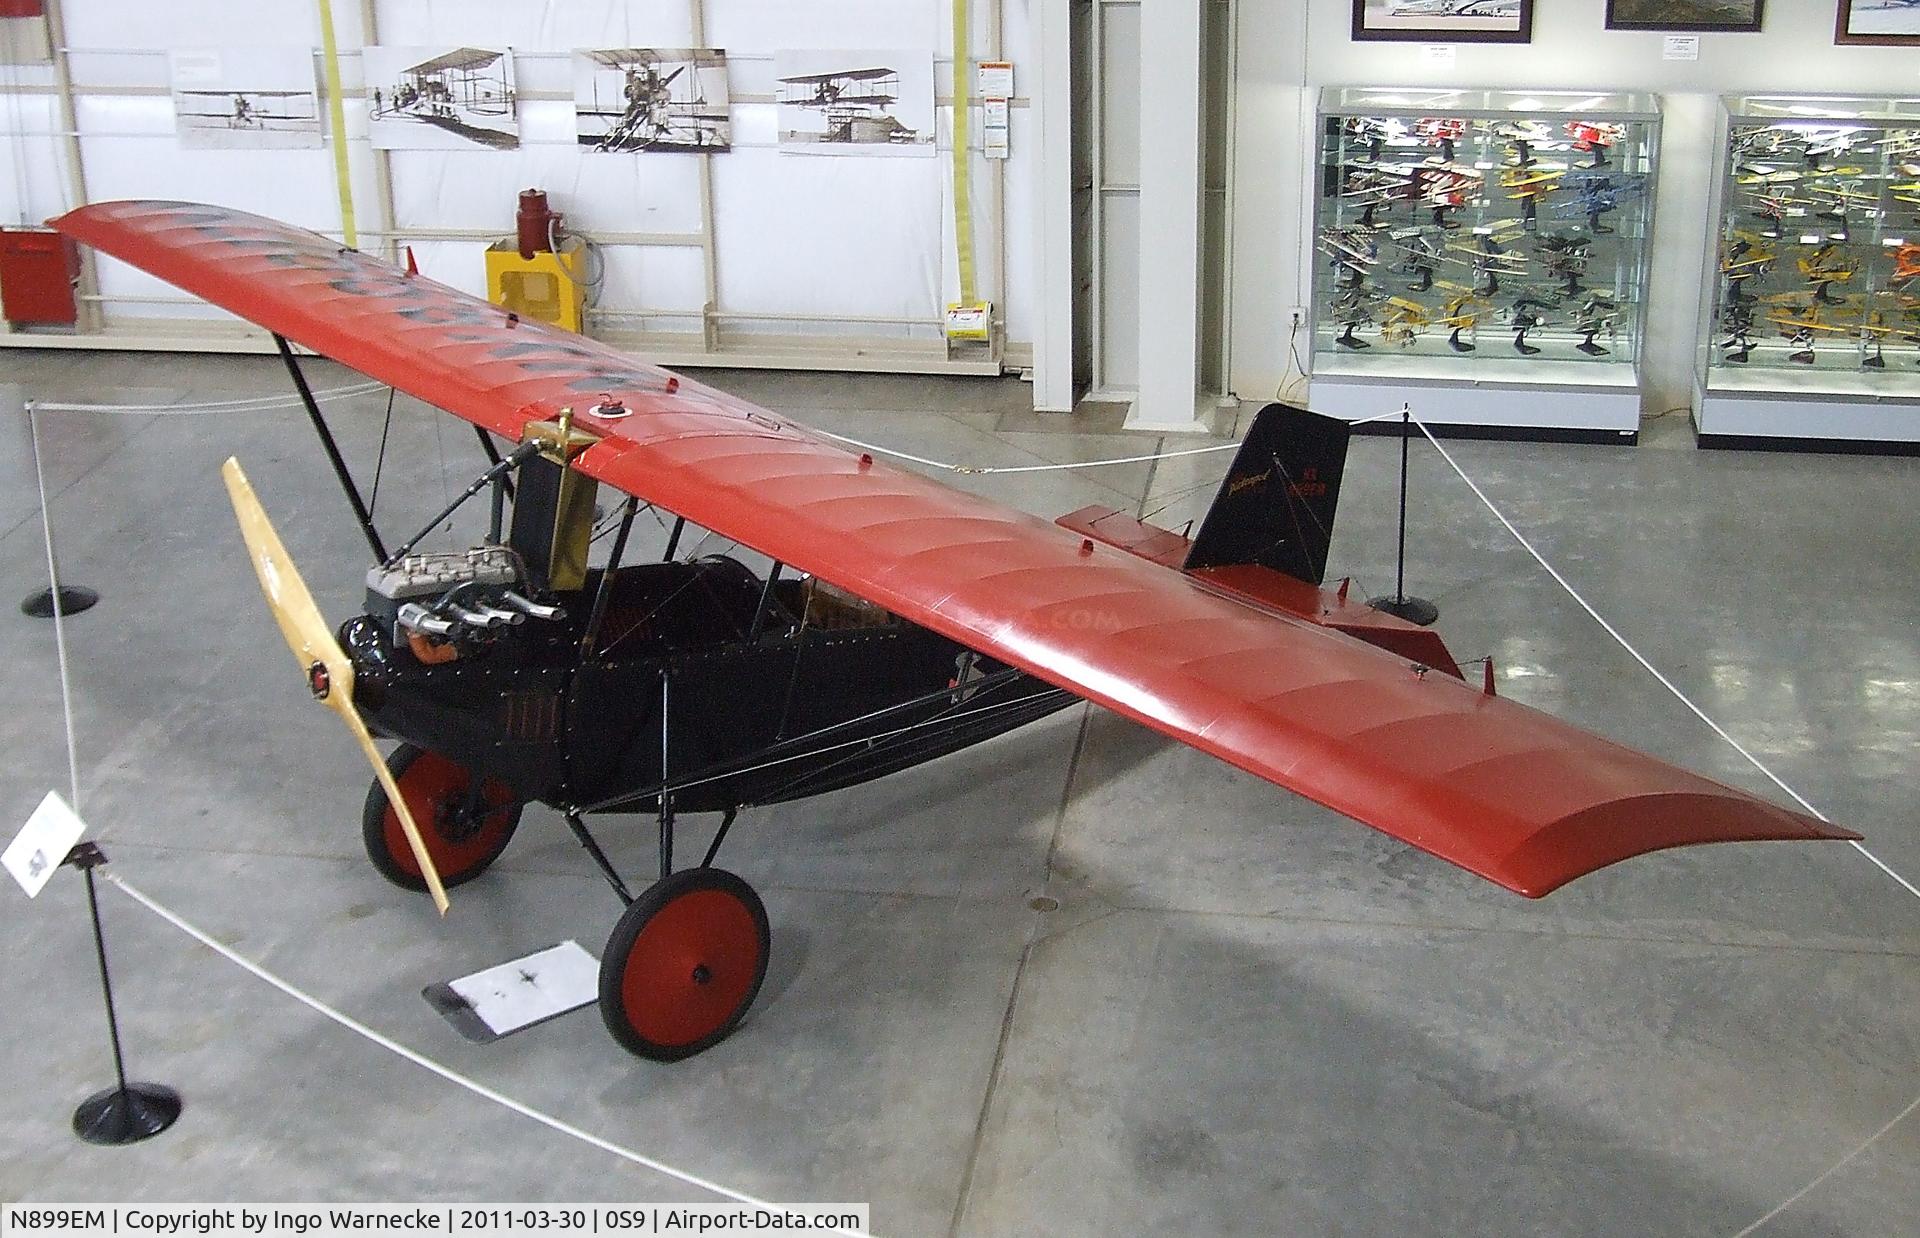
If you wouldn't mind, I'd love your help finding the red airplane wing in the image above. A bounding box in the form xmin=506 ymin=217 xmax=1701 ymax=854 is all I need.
xmin=53 ymin=201 xmax=1857 ymax=897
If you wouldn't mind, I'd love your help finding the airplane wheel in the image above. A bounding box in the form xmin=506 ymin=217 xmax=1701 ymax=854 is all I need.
xmin=362 ymin=744 xmax=522 ymax=891
xmin=599 ymin=868 xmax=770 ymax=1061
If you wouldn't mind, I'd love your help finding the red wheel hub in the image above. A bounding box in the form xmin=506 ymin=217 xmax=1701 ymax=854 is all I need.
xmin=382 ymin=751 xmax=514 ymax=879
xmin=620 ymin=888 xmax=764 ymax=1048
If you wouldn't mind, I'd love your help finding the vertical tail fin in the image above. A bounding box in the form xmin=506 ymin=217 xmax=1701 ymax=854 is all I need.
xmin=1182 ymin=403 xmax=1350 ymax=586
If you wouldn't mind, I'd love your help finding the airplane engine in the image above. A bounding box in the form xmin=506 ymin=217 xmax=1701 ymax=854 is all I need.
xmin=365 ymin=546 xmax=560 ymax=658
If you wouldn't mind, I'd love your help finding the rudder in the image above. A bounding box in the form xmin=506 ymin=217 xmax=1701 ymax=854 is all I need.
xmin=1182 ymin=402 xmax=1350 ymax=586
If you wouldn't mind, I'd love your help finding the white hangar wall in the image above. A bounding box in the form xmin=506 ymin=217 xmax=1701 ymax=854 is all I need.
xmin=15 ymin=0 xmax=1918 ymax=416
xmin=0 ymin=0 xmax=1036 ymax=374
xmin=1226 ymin=0 xmax=1920 ymax=416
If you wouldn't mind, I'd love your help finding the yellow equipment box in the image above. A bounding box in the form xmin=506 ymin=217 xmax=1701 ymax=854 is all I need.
xmin=485 ymin=237 xmax=587 ymax=333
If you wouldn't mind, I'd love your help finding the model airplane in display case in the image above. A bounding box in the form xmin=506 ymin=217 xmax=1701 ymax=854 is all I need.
xmin=50 ymin=201 xmax=1859 ymax=1061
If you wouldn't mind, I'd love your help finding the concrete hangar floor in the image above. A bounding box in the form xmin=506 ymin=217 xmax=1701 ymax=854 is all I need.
xmin=0 ymin=349 xmax=1916 ymax=1236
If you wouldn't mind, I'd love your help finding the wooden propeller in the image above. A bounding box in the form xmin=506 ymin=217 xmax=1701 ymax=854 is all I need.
xmin=220 ymin=457 xmax=449 ymax=914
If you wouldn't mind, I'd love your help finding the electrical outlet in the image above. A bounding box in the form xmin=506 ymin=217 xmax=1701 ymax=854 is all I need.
xmin=1286 ymin=306 xmax=1307 ymax=333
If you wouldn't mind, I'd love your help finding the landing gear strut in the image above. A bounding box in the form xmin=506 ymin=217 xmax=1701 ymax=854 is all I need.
xmin=566 ymin=790 xmax=765 ymax=1060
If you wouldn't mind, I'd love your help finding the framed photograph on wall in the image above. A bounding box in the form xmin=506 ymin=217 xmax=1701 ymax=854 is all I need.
xmin=575 ymin=48 xmax=731 ymax=153
xmin=365 ymin=46 xmax=519 ymax=151
xmin=168 ymin=48 xmax=322 ymax=150
xmin=1351 ymin=0 xmax=1534 ymax=44
xmin=774 ymin=50 xmax=935 ymax=157
xmin=1605 ymin=1 xmax=1764 ymax=33
xmin=1835 ymin=1 xmax=1920 ymax=45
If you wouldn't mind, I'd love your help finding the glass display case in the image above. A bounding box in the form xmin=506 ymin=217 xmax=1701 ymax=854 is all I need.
xmin=1308 ymin=88 xmax=1660 ymax=439
xmin=1695 ymin=95 xmax=1920 ymax=448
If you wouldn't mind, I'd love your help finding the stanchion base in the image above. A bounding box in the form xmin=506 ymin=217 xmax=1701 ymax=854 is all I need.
xmin=1368 ymin=595 xmax=1440 ymax=627
xmin=21 ymin=586 xmax=99 ymax=618
xmin=72 ymin=1082 xmax=181 ymax=1145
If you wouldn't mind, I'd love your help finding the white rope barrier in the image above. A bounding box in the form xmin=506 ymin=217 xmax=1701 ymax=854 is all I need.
xmin=1407 ymin=414 xmax=1920 ymax=904
xmin=35 ymin=375 xmax=1909 ymax=1227
xmin=1729 ymin=1089 xmax=1920 ymax=1237
xmin=802 ymin=406 xmax=1404 ymax=477
xmin=107 ymin=875 xmax=871 ymax=1233
xmin=20 ymin=394 xmax=864 ymax=1231
xmin=1405 ymin=412 xmax=1920 ymax=1234
xmin=25 ymin=380 xmax=387 ymax=416
xmin=28 ymin=412 xmax=82 ymax=812
xmin=802 ymin=424 xmax=1238 ymax=474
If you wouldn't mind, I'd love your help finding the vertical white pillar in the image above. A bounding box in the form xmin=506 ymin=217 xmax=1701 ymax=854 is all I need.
xmin=1127 ymin=0 xmax=1206 ymax=432
xmin=1029 ymin=0 xmax=1077 ymax=412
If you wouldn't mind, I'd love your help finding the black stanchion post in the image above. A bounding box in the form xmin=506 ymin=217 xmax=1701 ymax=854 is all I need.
xmin=1369 ymin=405 xmax=1440 ymax=627
xmin=21 ymin=400 xmax=99 ymax=617
xmin=18 ymin=393 xmax=173 ymax=1142
xmin=65 ymin=843 xmax=181 ymax=1145
xmin=21 ymin=586 xmax=99 ymax=619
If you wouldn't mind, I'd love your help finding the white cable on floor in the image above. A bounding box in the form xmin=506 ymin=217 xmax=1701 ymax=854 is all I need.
xmin=1408 ymin=415 xmax=1920 ymax=904
xmin=106 ymin=873 xmax=868 ymax=1236
xmin=1730 ymin=1087 xmax=1920 ymax=1237
xmin=26 ymin=380 xmax=386 ymax=416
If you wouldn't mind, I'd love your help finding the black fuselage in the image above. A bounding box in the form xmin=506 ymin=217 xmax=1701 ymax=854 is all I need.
xmin=344 ymin=556 xmax=1075 ymax=819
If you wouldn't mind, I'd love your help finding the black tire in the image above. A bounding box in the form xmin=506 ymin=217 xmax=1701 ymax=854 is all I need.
xmin=362 ymin=743 xmax=523 ymax=892
xmin=599 ymin=867 xmax=771 ymax=1061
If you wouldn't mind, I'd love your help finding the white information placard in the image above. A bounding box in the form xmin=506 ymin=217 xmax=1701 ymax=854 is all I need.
xmin=424 ymin=940 xmax=599 ymax=1041
xmin=1663 ymin=35 xmax=1700 ymax=61
xmin=4 ymin=790 xmax=86 ymax=898
xmin=1420 ymin=45 xmax=1456 ymax=69
xmin=984 ymin=98 xmax=1010 ymax=160
xmin=977 ymin=61 xmax=1013 ymax=100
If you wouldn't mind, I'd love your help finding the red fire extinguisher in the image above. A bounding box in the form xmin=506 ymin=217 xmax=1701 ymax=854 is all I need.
xmin=516 ymin=189 xmax=561 ymax=260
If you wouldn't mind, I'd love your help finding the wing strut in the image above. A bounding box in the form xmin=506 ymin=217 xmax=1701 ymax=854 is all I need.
xmin=274 ymin=334 xmax=387 ymax=562
xmin=472 ymin=426 xmax=517 ymax=503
